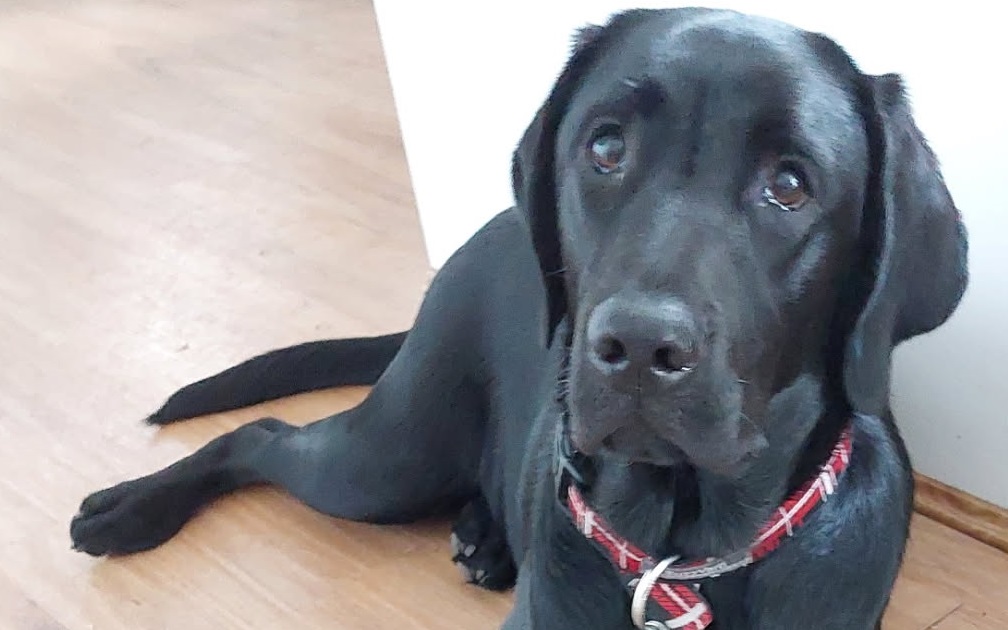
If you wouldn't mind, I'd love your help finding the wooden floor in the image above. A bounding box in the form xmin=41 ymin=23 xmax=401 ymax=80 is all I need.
xmin=0 ymin=1 xmax=1004 ymax=628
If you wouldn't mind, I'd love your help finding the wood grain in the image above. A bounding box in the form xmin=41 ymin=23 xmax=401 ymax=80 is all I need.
xmin=897 ymin=516 xmax=1008 ymax=629
xmin=915 ymin=473 xmax=1008 ymax=555
xmin=0 ymin=1 xmax=1006 ymax=629
xmin=933 ymin=606 xmax=1005 ymax=630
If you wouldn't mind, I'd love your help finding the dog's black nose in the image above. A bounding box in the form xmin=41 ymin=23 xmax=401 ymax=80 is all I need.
xmin=586 ymin=295 xmax=700 ymax=380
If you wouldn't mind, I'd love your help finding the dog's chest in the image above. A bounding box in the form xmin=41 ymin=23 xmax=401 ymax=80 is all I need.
xmin=528 ymin=493 xmax=759 ymax=630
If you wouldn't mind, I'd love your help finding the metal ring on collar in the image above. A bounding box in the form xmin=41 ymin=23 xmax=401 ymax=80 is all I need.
xmin=630 ymin=555 xmax=679 ymax=629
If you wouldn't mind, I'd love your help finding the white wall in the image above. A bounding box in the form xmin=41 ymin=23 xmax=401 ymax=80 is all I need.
xmin=373 ymin=1 xmax=1008 ymax=507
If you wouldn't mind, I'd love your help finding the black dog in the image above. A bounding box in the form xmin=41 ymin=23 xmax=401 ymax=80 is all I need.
xmin=71 ymin=8 xmax=968 ymax=629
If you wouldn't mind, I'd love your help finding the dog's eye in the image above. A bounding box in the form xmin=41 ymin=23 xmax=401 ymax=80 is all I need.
xmin=588 ymin=126 xmax=626 ymax=174
xmin=764 ymin=167 xmax=810 ymax=211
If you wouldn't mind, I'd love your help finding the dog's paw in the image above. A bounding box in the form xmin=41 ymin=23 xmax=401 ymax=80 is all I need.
xmin=70 ymin=477 xmax=197 ymax=557
xmin=450 ymin=496 xmax=517 ymax=591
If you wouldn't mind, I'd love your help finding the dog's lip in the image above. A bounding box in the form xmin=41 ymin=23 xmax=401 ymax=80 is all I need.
xmin=577 ymin=423 xmax=689 ymax=467
xmin=570 ymin=412 xmax=766 ymax=473
xmin=600 ymin=437 xmax=688 ymax=467
xmin=690 ymin=445 xmax=762 ymax=478
xmin=670 ymin=422 xmax=769 ymax=478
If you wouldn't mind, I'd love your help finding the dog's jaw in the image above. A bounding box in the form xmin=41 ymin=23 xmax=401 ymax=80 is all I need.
xmin=565 ymin=363 xmax=833 ymax=559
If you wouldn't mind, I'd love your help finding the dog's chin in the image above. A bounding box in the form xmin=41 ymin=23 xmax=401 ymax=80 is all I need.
xmin=595 ymin=426 xmax=689 ymax=468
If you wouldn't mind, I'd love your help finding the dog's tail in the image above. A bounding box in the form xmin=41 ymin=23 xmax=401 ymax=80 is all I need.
xmin=145 ymin=332 xmax=408 ymax=425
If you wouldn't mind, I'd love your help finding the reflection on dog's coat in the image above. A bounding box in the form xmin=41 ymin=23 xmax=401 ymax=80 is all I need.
xmin=71 ymin=8 xmax=968 ymax=630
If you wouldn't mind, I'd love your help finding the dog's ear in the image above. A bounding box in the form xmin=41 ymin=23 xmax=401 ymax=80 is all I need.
xmin=843 ymin=74 xmax=969 ymax=417
xmin=510 ymin=21 xmax=615 ymax=346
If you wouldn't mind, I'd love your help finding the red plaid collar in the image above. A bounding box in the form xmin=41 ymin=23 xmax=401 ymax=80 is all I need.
xmin=560 ymin=425 xmax=854 ymax=630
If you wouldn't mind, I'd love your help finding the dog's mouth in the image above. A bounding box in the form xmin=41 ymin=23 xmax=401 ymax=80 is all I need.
xmin=569 ymin=410 xmax=765 ymax=476
xmin=557 ymin=331 xmax=767 ymax=475
xmin=561 ymin=362 xmax=767 ymax=476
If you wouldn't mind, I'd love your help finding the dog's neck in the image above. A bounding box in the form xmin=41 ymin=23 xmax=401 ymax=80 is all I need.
xmin=579 ymin=373 xmax=843 ymax=559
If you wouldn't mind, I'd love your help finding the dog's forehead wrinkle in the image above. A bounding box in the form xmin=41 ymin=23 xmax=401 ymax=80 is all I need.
xmin=634 ymin=14 xmax=856 ymax=143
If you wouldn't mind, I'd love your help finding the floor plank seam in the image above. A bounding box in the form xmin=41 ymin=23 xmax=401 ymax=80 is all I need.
xmin=925 ymin=603 xmax=963 ymax=629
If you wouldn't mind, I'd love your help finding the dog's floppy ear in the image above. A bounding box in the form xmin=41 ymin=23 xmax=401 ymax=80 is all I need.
xmin=844 ymin=74 xmax=969 ymax=417
xmin=510 ymin=22 xmax=613 ymax=346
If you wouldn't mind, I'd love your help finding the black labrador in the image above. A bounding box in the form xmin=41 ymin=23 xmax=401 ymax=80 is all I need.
xmin=70 ymin=8 xmax=969 ymax=630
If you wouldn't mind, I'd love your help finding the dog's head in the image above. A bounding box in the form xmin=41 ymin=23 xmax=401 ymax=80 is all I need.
xmin=512 ymin=9 xmax=968 ymax=476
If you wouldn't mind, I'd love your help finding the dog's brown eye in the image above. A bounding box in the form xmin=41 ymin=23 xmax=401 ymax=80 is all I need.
xmin=765 ymin=167 xmax=810 ymax=210
xmin=589 ymin=126 xmax=626 ymax=174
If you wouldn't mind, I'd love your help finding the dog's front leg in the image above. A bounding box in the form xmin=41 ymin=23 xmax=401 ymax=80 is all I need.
xmin=501 ymin=541 xmax=637 ymax=630
xmin=502 ymin=568 xmax=629 ymax=630
xmin=499 ymin=565 xmax=534 ymax=630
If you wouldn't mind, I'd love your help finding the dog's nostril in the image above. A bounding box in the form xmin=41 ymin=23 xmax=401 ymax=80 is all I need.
xmin=653 ymin=347 xmax=675 ymax=372
xmin=652 ymin=345 xmax=697 ymax=374
xmin=597 ymin=337 xmax=628 ymax=365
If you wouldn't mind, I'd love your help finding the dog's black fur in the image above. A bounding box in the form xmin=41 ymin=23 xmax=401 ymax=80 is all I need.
xmin=70 ymin=9 xmax=969 ymax=629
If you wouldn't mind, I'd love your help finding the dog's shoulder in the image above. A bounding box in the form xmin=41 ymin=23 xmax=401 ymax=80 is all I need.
xmin=743 ymin=413 xmax=913 ymax=627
